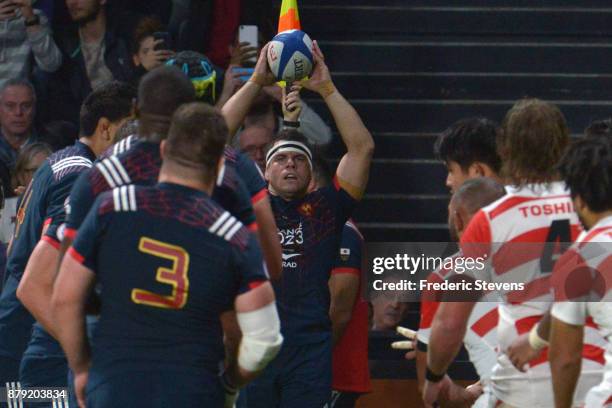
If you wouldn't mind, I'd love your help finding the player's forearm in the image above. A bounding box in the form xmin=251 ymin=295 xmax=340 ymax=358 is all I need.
xmin=416 ymin=349 xmax=428 ymax=393
xmin=329 ymin=303 xmax=352 ymax=346
xmin=549 ymin=319 xmax=582 ymax=408
xmin=222 ymin=81 xmax=261 ymax=139
xmin=427 ymin=316 xmax=466 ymax=374
xmin=324 ymin=91 xmax=374 ymax=157
xmin=551 ymin=356 xmax=581 ymax=408
xmin=52 ymin=301 xmax=90 ymax=373
xmin=17 ymin=282 xmax=56 ymax=337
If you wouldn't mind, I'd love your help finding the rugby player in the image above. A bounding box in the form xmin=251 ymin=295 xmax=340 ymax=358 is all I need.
xmin=413 ymin=177 xmax=504 ymax=407
xmin=424 ymin=99 xmax=604 ymax=407
xmin=52 ymin=102 xmax=283 ymax=407
xmin=0 ymin=82 xmax=134 ymax=386
xmin=245 ymin=40 xmax=374 ymax=408
xmin=550 ymin=136 xmax=612 ymax=407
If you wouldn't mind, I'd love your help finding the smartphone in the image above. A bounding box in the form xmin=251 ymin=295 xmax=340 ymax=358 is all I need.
xmin=232 ymin=67 xmax=254 ymax=82
xmin=153 ymin=32 xmax=171 ymax=51
xmin=238 ymin=25 xmax=258 ymax=66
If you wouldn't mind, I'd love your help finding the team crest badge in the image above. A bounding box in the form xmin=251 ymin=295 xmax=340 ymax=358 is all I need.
xmin=340 ymin=248 xmax=350 ymax=261
xmin=299 ymin=203 xmax=314 ymax=217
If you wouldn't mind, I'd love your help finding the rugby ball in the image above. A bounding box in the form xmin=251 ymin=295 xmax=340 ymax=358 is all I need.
xmin=267 ymin=30 xmax=313 ymax=82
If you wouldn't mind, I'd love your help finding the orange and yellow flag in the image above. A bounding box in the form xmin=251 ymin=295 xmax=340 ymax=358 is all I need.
xmin=278 ymin=0 xmax=301 ymax=33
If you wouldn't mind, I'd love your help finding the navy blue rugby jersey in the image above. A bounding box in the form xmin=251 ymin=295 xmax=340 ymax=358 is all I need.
xmin=69 ymin=182 xmax=267 ymax=384
xmin=62 ymin=140 xmax=256 ymax=240
xmin=271 ymin=177 xmax=357 ymax=345
xmin=0 ymin=141 xmax=95 ymax=362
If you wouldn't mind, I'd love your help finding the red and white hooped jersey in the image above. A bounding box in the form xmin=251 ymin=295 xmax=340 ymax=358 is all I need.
xmin=418 ymin=253 xmax=500 ymax=380
xmin=461 ymin=182 xmax=604 ymax=407
xmin=552 ymin=215 xmax=612 ymax=408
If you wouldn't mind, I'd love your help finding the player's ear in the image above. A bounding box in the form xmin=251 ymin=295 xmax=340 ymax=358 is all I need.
xmin=95 ymin=117 xmax=111 ymax=141
xmin=453 ymin=208 xmax=465 ymax=236
xmin=468 ymin=162 xmax=486 ymax=178
xmin=572 ymin=195 xmax=587 ymax=213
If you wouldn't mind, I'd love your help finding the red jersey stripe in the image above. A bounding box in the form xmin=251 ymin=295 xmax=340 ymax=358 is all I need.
xmin=41 ymin=235 xmax=60 ymax=250
xmin=68 ymin=247 xmax=85 ymax=264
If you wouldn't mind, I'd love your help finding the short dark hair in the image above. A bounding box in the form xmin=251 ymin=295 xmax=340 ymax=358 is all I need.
xmin=558 ymin=137 xmax=612 ymax=213
xmin=137 ymin=66 xmax=196 ymax=137
xmin=79 ymin=81 xmax=135 ymax=137
xmin=499 ymin=98 xmax=570 ymax=186
xmin=584 ymin=119 xmax=612 ymax=140
xmin=131 ymin=16 xmax=163 ymax=54
xmin=165 ymin=102 xmax=228 ymax=182
xmin=434 ymin=117 xmax=501 ymax=173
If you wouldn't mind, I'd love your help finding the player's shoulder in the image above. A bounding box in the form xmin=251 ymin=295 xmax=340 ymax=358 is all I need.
xmin=205 ymin=205 xmax=250 ymax=250
xmin=48 ymin=142 xmax=94 ymax=180
xmin=343 ymin=219 xmax=364 ymax=242
xmin=579 ymin=216 xmax=612 ymax=245
xmin=96 ymin=184 xmax=140 ymax=216
xmin=484 ymin=181 xmax=570 ymax=219
xmin=99 ymin=134 xmax=140 ymax=160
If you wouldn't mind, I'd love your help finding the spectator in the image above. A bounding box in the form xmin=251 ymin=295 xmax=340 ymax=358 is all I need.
xmin=0 ymin=142 xmax=52 ymax=244
xmin=237 ymin=85 xmax=303 ymax=170
xmin=47 ymin=0 xmax=133 ymax=126
xmin=131 ymin=16 xmax=174 ymax=83
xmin=166 ymin=50 xmax=218 ymax=105
xmin=177 ymin=0 xmax=275 ymax=69
xmin=584 ymin=118 xmax=612 ymax=140
xmin=370 ymin=274 xmax=409 ymax=332
xmin=238 ymin=125 xmax=273 ymax=170
xmin=242 ymin=85 xmax=333 ymax=146
xmin=0 ymin=79 xmax=38 ymax=198
xmin=0 ymin=0 xmax=62 ymax=88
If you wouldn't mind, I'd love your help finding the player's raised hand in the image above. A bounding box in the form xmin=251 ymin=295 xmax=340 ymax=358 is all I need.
xmin=391 ymin=325 xmax=417 ymax=360
xmin=297 ymin=40 xmax=334 ymax=97
xmin=506 ymin=332 xmax=541 ymax=372
xmin=251 ymin=43 xmax=276 ymax=87
xmin=282 ymin=84 xmax=303 ymax=121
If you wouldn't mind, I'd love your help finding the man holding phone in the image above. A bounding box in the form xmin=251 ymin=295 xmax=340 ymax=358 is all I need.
xmin=0 ymin=0 xmax=62 ymax=88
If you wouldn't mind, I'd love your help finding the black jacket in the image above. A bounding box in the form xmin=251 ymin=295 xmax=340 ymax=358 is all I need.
xmin=47 ymin=23 xmax=134 ymax=126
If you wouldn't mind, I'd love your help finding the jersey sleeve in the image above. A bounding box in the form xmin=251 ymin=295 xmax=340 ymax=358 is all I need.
xmin=213 ymin=169 xmax=256 ymax=228
xmin=42 ymin=171 xmax=82 ymax=244
xmin=231 ymin=231 xmax=268 ymax=294
xmin=417 ymin=273 xmax=443 ymax=345
xmin=64 ymin=168 xmax=98 ymax=239
xmin=459 ymin=209 xmax=493 ymax=281
xmin=321 ymin=176 xmax=359 ymax=233
xmin=236 ymin=150 xmax=267 ymax=204
xmin=332 ymin=224 xmax=362 ymax=274
xmin=551 ymin=301 xmax=587 ymax=326
xmin=68 ymin=196 xmax=108 ymax=272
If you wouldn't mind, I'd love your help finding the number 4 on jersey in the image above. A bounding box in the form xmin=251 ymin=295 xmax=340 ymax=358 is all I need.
xmin=540 ymin=219 xmax=571 ymax=274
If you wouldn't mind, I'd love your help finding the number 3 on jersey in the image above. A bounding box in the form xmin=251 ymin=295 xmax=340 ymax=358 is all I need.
xmin=132 ymin=237 xmax=190 ymax=309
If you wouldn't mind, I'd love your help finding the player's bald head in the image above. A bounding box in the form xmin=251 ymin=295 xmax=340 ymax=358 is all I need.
xmin=137 ymin=66 xmax=196 ymax=140
xmin=450 ymin=177 xmax=506 ymax=216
